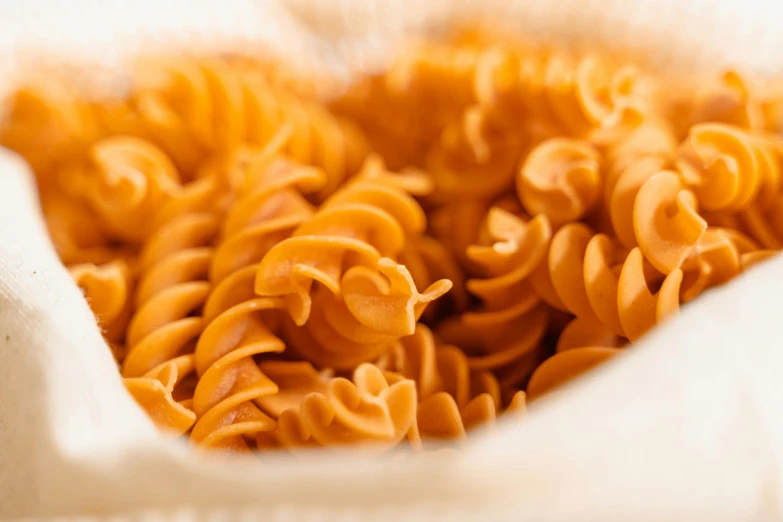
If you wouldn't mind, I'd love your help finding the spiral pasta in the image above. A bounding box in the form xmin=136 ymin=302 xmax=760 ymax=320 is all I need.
xmin=255 ymin=156 xmax=451 ymax=369
xmin=128 ymin=57 xmax=368 ymax=194
xmin=190 ymin=145 xmax=327 ymax=450
xmin=383 ymin=325 xmax=526 ymax=442
xmin=3 ymin=32 xmax=783 ymax=456
xmin=438 ymin=207 xmax=550 ymax=372
xmin=120 ymin=148 xmax=244 ymax=435
xmin=275 ymin=364 xmax=418 ymax=451
xmin=0 ymin=83 xmax=100 ymax=175
xmin=69 ymin=259 xmax=134 ymax=363
xmin=41 ymin=189 xmax=135 ymax=266
xmin=517 ymin=137 xmax=602 ymax=226
xmin=59 ymin=136 xmax=182 ymax=243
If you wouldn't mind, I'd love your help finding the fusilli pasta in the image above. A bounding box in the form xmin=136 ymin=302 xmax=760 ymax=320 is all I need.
xmin=3 ymin=28 xmax=782 ymax=456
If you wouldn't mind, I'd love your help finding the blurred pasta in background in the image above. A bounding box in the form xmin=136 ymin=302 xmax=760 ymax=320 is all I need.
xmin=2 ymin=25 xmax=783 ymax=455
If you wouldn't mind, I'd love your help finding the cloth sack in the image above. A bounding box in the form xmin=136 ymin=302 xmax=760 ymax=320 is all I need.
xmin=2 ymin=1 xmax=783 ymax=520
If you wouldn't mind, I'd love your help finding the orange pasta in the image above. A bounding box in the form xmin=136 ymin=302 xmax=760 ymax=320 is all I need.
xmin=2 ymin=31 xmax=781 ymax=456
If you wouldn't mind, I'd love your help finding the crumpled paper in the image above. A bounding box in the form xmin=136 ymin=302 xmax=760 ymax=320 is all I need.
xmin=2 ymin=1 xmax=783 ymax=520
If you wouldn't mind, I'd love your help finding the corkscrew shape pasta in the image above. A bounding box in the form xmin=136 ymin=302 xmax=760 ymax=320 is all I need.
xmin=282 ymin=258 xmax=450 ymax=370
xmin=0 ymin=83 xmax=100 ymax=175
xmin=438 ymin=207 xmax=550 ymax=371
xmin=131 ymin=57 xmax=367 ymax=193
xmin=517 ymin=138 xmax=602 ymax=226
xmin=471 ymin=47 xmax=651 ymax=142
xmin=603 ymin=120 xmax=678 ymax=248
xmin=275 ymin=363 xmax=417 ymax=451
xmin=531 ymin=221 xmax=740 ymax=343
xmin=385 ymin=325 xmax=525 ymax=442
xmin=121 ymin=156 xmax=233 ymax=435
xmin=60 ymin=136 xmax=182 ymax=243
xmin=426 ymin=106 xmax=524 ymax=201
xmin=6 ymin=37 xmax=783 ymax=455
xmin=190 ymin=148 xmax=327 ymax=450
xmin=539 ymin=53 xmax=647 ymax=142
xmin=633 ymin=170 xmax=707 ymax=274
xmin=41 ymin=189 xmax=133 ymax=266
xmin=69 ymin=260 xmax=133 ymax=363
xmin=676 ymin=123 xmax=770 ymax=213
xmin=255 ymin=156 xmax=451 ymax=343
xmin=400 ymin=234 xmax=468 ymax=322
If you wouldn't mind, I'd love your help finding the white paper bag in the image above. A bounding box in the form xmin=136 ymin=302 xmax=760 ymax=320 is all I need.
xmin=3 ymin=1 xmax=783 ymax=520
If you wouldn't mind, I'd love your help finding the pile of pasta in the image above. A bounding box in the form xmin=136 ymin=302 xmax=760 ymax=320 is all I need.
xmin=2 ymin=30 xmax=783 ymax=454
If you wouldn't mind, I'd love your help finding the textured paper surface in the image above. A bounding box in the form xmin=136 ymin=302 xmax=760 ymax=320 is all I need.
xmin=2 ymin=1 xmax=783 ymax=520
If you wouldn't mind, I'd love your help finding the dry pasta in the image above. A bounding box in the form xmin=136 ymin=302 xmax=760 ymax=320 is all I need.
xmin=2 ymin=28 xmax=783 ymax=456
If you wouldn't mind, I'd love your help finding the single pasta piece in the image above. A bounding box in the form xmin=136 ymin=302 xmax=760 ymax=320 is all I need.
xmin=275 ymin=364 xmax=418 ymax=452
xmin=70 ymin=260 xmax=134 ymax=364
xmin=517 ymin=137 xmax=602 ymax=226
xmin=189 ymin=295 xmax=286 ymax=450
xmin=255 ymin=155 xmax=451 ymax=331
xmin=541 ymin=53 xmax=647 ymax=142
xmin=0 ymin=83 xmax=101 ymax=175
xmin=633 ymin=170 xmax=707 ymax=274
xmin=438 ymin=207 xmax=550 ymax=371
xmin=190 ymin=143 xmax=327 ymax=450
xmin=59 ymin=136 xmax=182 ymax=243
xmin=604 ymin=120 xmax=678 ymax=249
xmin=121 ymin=228 xmax=214 ymax=432
xmin=121 ymin=149 xmax=242 ymax=435
xmin=282 ymin=260 xmax=450 ymax=370
xmin=426 ymin=106 xmax=524 ymax=202
xmin=676 ymin=123 xmax=764 ymax=213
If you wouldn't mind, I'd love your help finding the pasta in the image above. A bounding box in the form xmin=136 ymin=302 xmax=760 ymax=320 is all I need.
xmin=120 ymin=174 xmax=222 ymax=434
xmin=191 ymin=138 xmax=326 ymax=449
xmin=127 ymin=57 xmax=369 ymax=194
xmin=255 ymin=155 xmax=452 ymax=369
xmin=379 ymin=324 xmax=526 ymax=443
xmin=69 ymin=259 xmax=134 ymax=363
xmin=2 ymin=29 xmax=782 ymax=456
xmin=437 ymin=207 xmax=550 ymax=372
xmin=275 ymin=364 xmax=418 ymax=451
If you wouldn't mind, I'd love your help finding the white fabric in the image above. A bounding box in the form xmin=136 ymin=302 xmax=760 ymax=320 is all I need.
xmin=2 ymin=1 xmax=783 ymax=520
